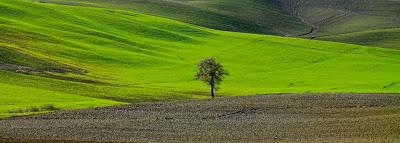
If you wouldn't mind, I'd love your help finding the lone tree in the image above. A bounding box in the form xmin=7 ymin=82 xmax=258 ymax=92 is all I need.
xmin=195 ymin=57 xmax=228 ymax=98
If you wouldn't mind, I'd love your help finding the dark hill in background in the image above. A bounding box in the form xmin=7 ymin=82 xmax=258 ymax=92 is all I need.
xmin=275 ymin=0 xmax=400 ymax=49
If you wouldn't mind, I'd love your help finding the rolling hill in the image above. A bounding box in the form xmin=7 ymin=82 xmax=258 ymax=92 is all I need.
xmin=276 ymin=0 xmax=400 ymax=49
xmin=1 ymin=0 xmax=400 ymax=117
xmin=35 ymin=0 xmax=400 ymax=49
xmin=32 ymin=0 xmax=311 ymax=36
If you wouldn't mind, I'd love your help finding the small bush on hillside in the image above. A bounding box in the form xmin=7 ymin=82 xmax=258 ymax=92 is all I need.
xmin=26 ymin=107 xmax=40 ymax=112
xmin=15 ymin=67 xmax=32 ymax=75
xmin=41 ymin=104 xmax=59 ymax=111
xmin=8 ymin=109 xmax=24 ymax=113
xmin=8 ymin=105 xmax=59 ymax=114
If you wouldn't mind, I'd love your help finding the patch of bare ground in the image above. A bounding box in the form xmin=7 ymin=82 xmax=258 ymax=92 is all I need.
xmin=1 ymin=93 xmax=400 ymax=142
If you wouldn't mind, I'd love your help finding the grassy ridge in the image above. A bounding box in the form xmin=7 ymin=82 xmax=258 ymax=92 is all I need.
xmin=1 ymin=0 xmax=400 ymax=117
xmin=36 ymin=0 xmax=400 ymax=49
xmin=32 ymin=0 xmax=310 ymax=36
xmin=317 ymin=28 xmax=400 ymax=49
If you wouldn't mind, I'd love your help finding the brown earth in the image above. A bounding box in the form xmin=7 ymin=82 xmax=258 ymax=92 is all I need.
xmin=1 ymin=93 xmax=400 ymax=143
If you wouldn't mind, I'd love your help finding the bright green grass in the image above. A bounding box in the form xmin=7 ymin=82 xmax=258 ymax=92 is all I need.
xmin=0 ymin=82 xmax=123 ymax=118
xmin=0 ymin=0 xmax=400 ymax=117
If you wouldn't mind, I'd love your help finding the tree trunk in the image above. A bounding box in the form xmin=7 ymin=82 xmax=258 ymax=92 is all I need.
xmin=211 ymin=85 xmax=214 ymax=98
xmin=210 ymin=75 xmax=215 ymax=98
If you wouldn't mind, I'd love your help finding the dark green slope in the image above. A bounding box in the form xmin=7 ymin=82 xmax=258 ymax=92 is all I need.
xmin=32 ymin=0 xmax=311 ymax=36
xmin=275 ymin=0 xmax=400 ymax=49
xmin=36 ymin=0 xmax=400 ymax=49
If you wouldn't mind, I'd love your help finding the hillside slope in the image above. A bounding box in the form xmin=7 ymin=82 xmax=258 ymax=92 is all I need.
xmin=275 ymin=0 xmax=400 ymax=49
xmin=1 ymin=0 xmax=400 ymax=117
xmin=32 ymin=0 xmax=310 ymax=36
xmin=33 ymin=0 xmax=400 ymax=49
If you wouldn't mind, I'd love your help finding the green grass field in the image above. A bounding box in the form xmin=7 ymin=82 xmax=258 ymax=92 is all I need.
xmin=1 ymin=0 xmax=400 ymax=117
xmin=0 ymin=83 xmax=123 ymax=118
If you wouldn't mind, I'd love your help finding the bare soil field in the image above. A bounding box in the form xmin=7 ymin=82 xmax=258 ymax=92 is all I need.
xmin=1 ymin=93 xmax=400 ymax=143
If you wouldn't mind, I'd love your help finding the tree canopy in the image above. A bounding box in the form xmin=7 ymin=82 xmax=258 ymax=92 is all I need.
xmin=195 ymin=57 xmax=228 ymax=98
